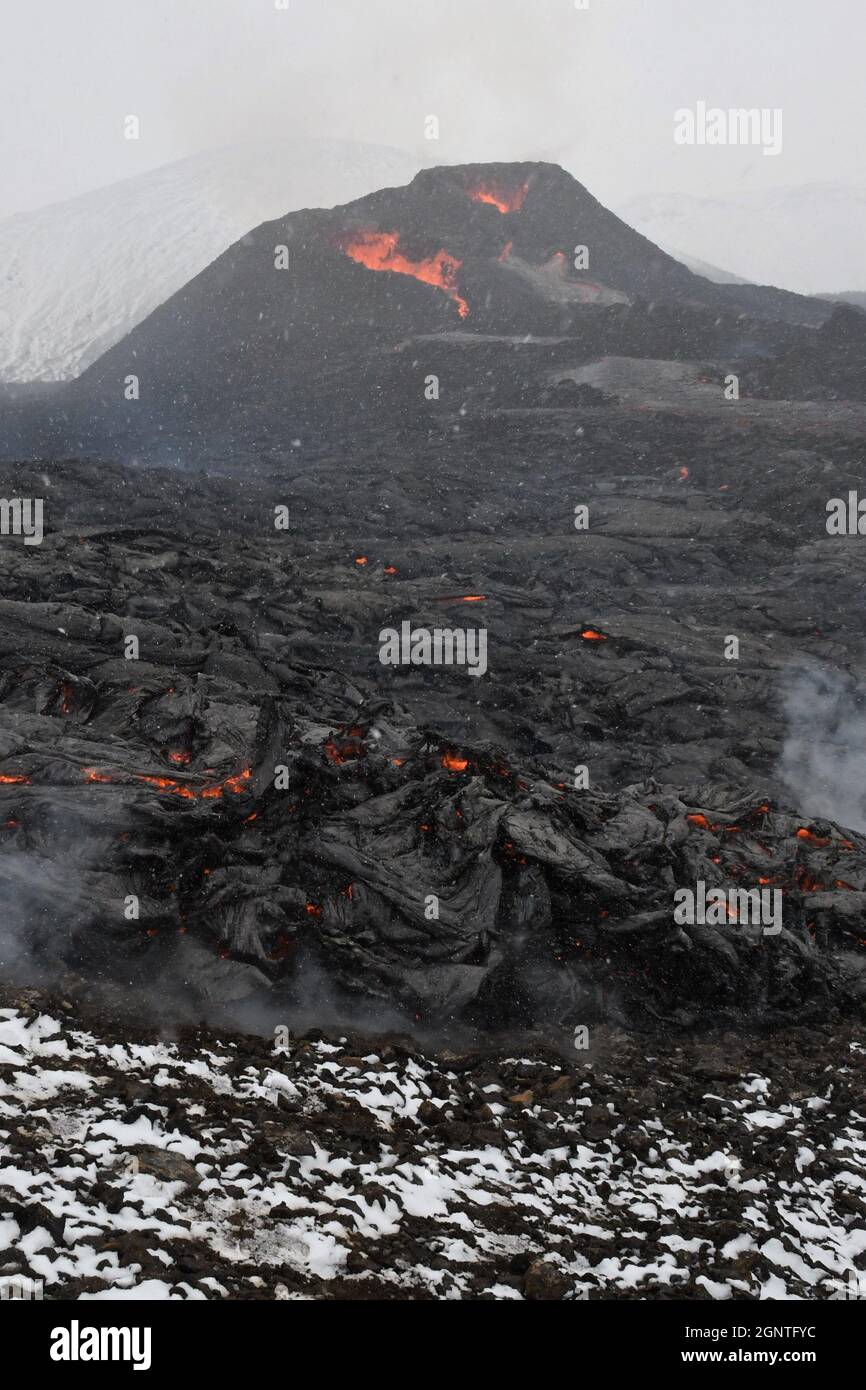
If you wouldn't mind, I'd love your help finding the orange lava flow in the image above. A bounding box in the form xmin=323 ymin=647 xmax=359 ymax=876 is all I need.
xmin=580 ymin=629 xmax=608 ymax=642
xmin=339 ymin=230 xmax=469 ymax=319
xmin=796 ymin=828 xmax=832 ymax=847
xmin=138 ymin=776 xmax=195 ymax=799
xmin=433 ymin=594 xmax=487 ymax=603
xmin=0 ymin=774 xmax=31 ymax=785
xmin=466 ymin=182 xmax=529 ymax=214
xmin=81 ymin=766 xmax=252 ymax=800
xmin=442 ymin=753 xmax=469 ymax=772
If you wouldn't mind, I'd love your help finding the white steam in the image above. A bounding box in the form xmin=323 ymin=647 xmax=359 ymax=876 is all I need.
xmin=780 ymin=667 xmax=866 ymax=833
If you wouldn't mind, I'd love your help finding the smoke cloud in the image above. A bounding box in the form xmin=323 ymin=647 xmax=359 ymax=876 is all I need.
xmin=779 ymin=666 xmax=866 ymax=833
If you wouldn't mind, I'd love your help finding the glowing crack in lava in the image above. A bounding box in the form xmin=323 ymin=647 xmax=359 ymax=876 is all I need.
xmin=432 ymin=594 xmax=487 ymax=604
xmin=466 ymin=181 xmax=529 ymax=214
xmin=140 ymin=767 xmax=252 ymax=799
xmin=325 ymin=729 xmax=366 ymax=765
xmin=339 ymin=231 xmax=469 ymax=319
xmin=796 ymin=827 xmax=832 ymax=847
xmin=80 ymin=766 xmax=253 ymax=799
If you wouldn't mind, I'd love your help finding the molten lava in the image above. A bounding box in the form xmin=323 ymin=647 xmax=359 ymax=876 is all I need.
xmin=796 ymin=828 xmax=832 ymax=847
xmin=466 ymin=181 xmax=529 ymax=214
xmin=339 ymin=231 xmax=469 ymax=319
xmin=442 ymin=753 xmax=469 ymax=772
xmin=580 ymin=629 xmax=608 ymax=643
xmin=80 ymin=766 xmax=252 ymax=800
xmin=325 ymin=728 xmax=366 ymax=765
xmin=0 ymin=774 xmax=31 ymax=785
xmin=433 ymin=594 xmax=487 ymax=604
xmin=795 ymin=866 xmax=822 ymax=893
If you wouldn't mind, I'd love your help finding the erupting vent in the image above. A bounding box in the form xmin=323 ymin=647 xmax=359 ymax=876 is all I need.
xmin=338 ymin=230 xmax=469 ymax=319
xmin=466 ymin=180 xmax=530 ymax=214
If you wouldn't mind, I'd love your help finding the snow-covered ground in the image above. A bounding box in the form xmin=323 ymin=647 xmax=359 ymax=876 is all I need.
xmin=1 ymin=992 xmax=863 ymax=1300
xmin=0 ymin=140 xmax=425 ymax=383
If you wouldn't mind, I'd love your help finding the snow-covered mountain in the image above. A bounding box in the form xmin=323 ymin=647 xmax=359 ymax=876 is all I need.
xmin=0 ymin=140 xmax=426 ymax=382
xmin=615 ymin=183 xmax=866 ymax=297
xmin=663 ymin=250 xmax=751 ymax=286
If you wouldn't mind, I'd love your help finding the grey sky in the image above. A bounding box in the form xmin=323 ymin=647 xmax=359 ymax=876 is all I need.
xmin=2 ymin=0 xmax=864 ymax=219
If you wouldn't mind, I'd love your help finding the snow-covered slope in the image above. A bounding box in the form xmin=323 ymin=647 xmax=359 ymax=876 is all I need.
xmin=1 ymin=993 xmax=862 ymax=1301
xmin=0 ymin=140 xmax=426 ymax=382
xmin=615 ymin=183 xmax=866 ymax=296
xmin=664 ymin=250 xmax=751 ymax=285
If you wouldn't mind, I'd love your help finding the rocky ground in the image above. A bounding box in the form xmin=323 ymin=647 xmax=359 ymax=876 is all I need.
xmin=1 ymin=422 xmax=866 ymax=1028
xmin=0 ymin=984 xmax=863 ymax=1301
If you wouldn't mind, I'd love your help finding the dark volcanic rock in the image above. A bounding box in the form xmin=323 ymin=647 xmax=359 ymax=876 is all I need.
xmin=0 ymin=438 xmax=864 ymax=1030
xmin=740 ymin=302 xmax=866 ymax=402
xmin=523 ymin=1258 xmax=571 ymax=1300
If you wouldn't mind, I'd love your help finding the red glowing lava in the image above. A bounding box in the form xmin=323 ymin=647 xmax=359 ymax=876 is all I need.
xmin=580 ymin=629 xmax=608 ymax=643
xmin=339 ymin=230 xmax=469 ymax=319
xmin=442 ymin=752 xmax=469 ymax=772
xmin=433 ymin=594 xmax=487 ymax=604
xmin=466 ymin=181 xmax=529 ymax=214
xmin=325 ymin=728 xmax=366 ymax=765
xmin=81 ymin=766 xmax=252 ymax=800
xmin=796 ymin=827 xmax=832 ymax=847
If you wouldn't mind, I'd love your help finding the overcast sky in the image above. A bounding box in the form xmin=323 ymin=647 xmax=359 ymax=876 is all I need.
xmin=2 ymin=0 xmax=864 ymax=220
